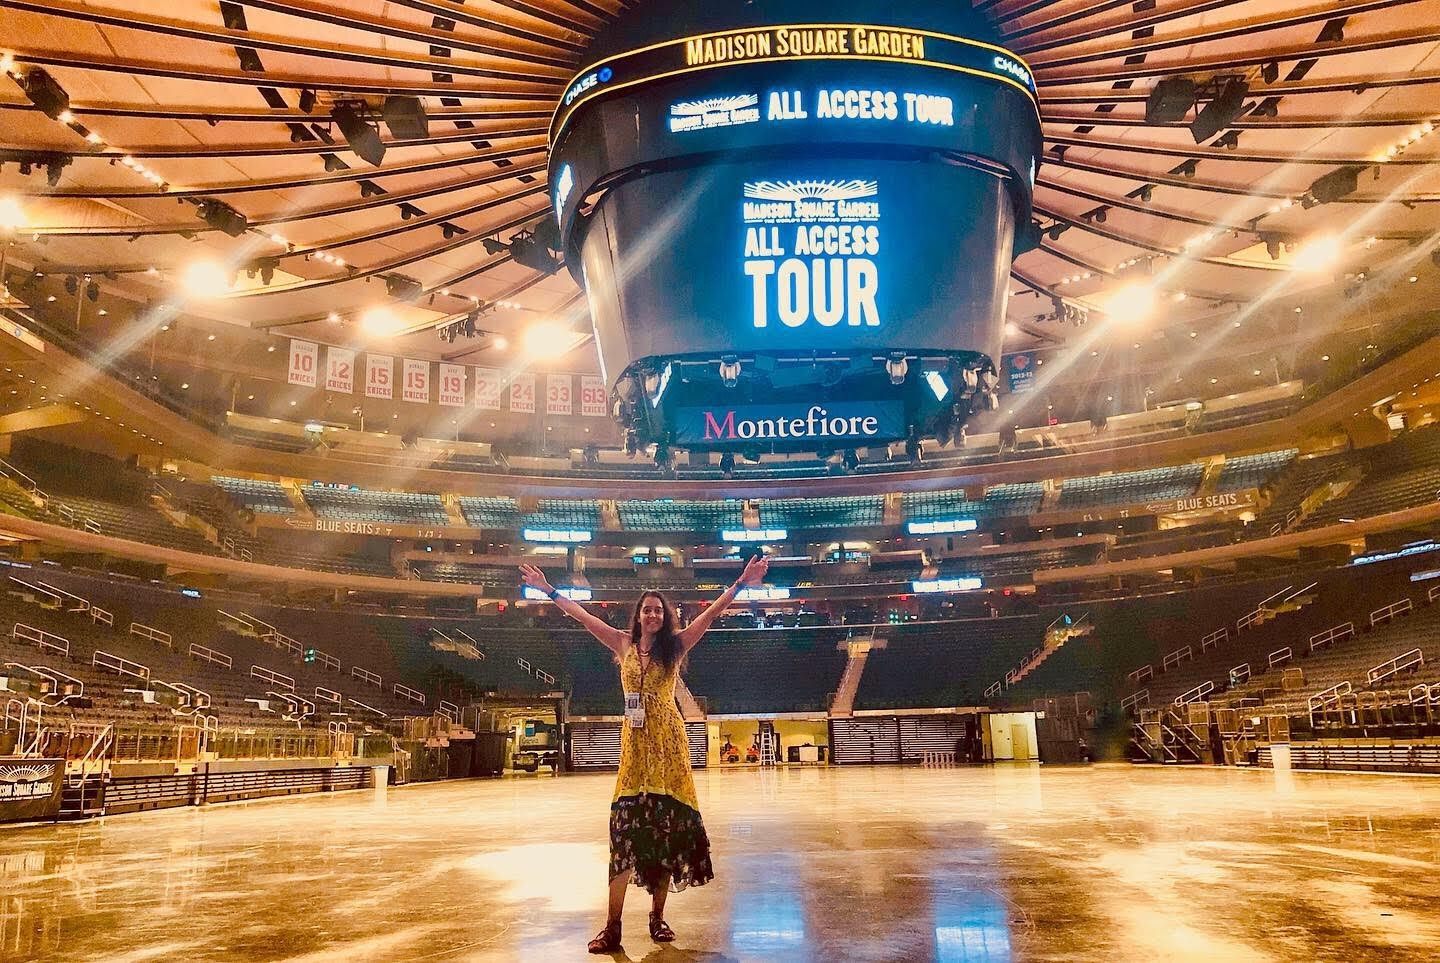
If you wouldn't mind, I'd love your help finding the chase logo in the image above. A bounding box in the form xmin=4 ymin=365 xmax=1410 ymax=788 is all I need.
xmin=563 ymin=66 xmax=613 ymax=107
xmin=992 ymin=55 xmax=1034 ymax=91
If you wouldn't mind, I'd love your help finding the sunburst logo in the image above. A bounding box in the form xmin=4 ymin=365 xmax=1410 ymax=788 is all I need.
xmin=670 ymin=94 xmax=759 ymax=117
xmin=743 ymin=179 xmax=879 ymax=202
xmin=0 ymin=764 xmax=52 ymax=783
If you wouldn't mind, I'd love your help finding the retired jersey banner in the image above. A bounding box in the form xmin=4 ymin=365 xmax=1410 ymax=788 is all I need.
xmin=438 ymin=363 xmax=466 ymax=407
xmin=546 ymin=374 xmax=573 ymax=415
xmin=287 ymin=339 xmax=318 ymax=387
xmin=324 ymin=346 xmax=355 ymax=393
xmin=509 ymin=372 xmax=536 ymax=413
xmin=402 ymin=358 xmax=430 ymax=404
xmin=473 ymin=367 xmax=503 ymax=410
xmin=365 ymin=354 xmax=393 ymax=399
xmin=580 ymin=375 xmax=607 ymax=417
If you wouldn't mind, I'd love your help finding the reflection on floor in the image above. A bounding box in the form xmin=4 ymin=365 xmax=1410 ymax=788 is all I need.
xmin=4 ymin=764 xmax=1440 ymax=961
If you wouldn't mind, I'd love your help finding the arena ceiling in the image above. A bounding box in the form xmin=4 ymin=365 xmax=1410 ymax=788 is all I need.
xmin=1 ymin=0 xmax=1438 ymax=387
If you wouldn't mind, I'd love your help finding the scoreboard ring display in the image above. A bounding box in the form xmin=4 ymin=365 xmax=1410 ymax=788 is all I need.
xmin=549 ymin=2 xmax=1043 ymax=458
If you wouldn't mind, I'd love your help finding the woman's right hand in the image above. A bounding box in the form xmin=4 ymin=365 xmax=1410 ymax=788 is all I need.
xmin=519 ymin=563 xmax=554 ymax=596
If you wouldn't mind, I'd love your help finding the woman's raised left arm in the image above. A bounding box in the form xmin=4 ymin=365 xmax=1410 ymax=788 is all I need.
xmin=677 ymin=555 xmax=769 ymax=652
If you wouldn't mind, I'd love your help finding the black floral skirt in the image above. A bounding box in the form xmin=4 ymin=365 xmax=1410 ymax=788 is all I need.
xmin=609 ymin=792 xmax=714 ymax=894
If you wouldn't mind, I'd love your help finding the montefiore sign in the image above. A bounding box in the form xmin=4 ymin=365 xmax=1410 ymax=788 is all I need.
xmin=675 ymin=401 xmax=904 ymax=446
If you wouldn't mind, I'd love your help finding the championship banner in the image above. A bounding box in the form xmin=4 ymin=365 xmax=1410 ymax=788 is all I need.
xmin=580 ymin=375 xmax=607 ymax=417
xmin=1005 ymin=353 xmax=1035 ymax=394
xmin=509 ymin=372 xmax=536 ymax=413
xmin=402 ymin=358 xmax=430 ymax=404
xmin=438 ymin=363 xmax=466 ymax=407
xmin=365 ymin=354 xmax=393 ymax=399
xmin=0 ymin=758 xmax=65 ymax=823
xmin=473 ymin=367 xmax=503 ymax=410
xmin=287 ymin=339 xmax=318 ymax=388
xmin=546 ymin=373 xmax=573 ymax=415
xmin=324 ymin=346 xmax=355 ymax=394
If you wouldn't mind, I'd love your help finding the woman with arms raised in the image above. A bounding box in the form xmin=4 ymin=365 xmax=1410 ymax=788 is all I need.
xmin=519 ymin=554 xmax=769 ymax=953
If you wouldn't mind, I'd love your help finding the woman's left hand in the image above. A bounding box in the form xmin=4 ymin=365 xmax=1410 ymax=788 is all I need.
xmin=738 ymin=554 xmax=769 ymax=587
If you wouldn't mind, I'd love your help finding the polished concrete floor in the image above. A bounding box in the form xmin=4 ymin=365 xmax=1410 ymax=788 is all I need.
xmin=4 ymin=764 xmax=1440 ymax=961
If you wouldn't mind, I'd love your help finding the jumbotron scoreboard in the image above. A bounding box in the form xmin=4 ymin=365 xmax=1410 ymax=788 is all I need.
xmin=548 ymin=0 xmax=1042 ymax=459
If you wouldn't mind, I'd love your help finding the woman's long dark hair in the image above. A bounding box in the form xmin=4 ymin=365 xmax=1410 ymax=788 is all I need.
xmin=630 ymin=590 xmax=682 ymax=669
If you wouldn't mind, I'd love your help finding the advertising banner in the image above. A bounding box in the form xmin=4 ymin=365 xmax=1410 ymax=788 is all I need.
xmin=473 ymin=367 xmax=503 ymax=410
xmin=364 ymin=354 xmax=393 ymax=399
xmin=0 ymin=758 xmax=65 ymax=823
xmin=402 ymin=359 xmax=430 ymax=404
xmin=580 ymin=375 xmax=607 ymax=417
xmin=509 ymin=373 xmax=536 ymax=413
xmin=324 ymin=346 xmax=355 ymax=394
xmin=438 ymin=363 xmax=466 ymax=407
xmin=546 ymin=374 xmax=573 ymax=416
xmin=287 ymin=339 xmax=318 ymax=388
xmin=673 ymin=400 xmax=905 ymax=446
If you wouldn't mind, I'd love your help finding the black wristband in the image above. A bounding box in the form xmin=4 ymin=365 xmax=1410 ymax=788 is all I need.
xmin=546 ymin=587 xmax=561 ymax=600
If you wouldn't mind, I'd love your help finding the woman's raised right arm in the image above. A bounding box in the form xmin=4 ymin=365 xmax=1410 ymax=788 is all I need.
xmin=519 ymin=564 xmax=627 ymax=653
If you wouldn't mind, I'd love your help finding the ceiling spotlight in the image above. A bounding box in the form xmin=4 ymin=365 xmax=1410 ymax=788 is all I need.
xmin=1101 ymin=281 xmax=1159 ymax=325
xmin=1190 ymin=78 xmax=1248 ymax=143
xmin=482 ymin=237 xmax=508 ymax=256
xmin=491 ymin=335 xmax=508 ymax=351
xmin=1290 ymin=234 xmax=1342 ymax=274
xmin=381 ymin=96 xmax=429 ymax=140
xmin=522 ymin=320 xmax=576 ymax=359
xmin=1004 ymin=321 xmax=1019 ymax=337
xmin=181 ymin=259 xmax=233 ymax=297
xmin=360 ymin=305 xmax=405 ymax=338
xmin=332 ymin=101 xmax=385 ymax=167
xmin=0 ymin=194 xmax=28 ymax=233
xmin=384 ymin=273 xmax=423 ymax=302
xmin=1308 ymin=166 xmax=1360 ymax=205
xmin=1145 ymin=77 xmax=1196 ymax=124
xmin=298 ymin=88 xmax=317 ymax=113
xmin=17 ymin=67 xmax=70 ymax=120
xmin=1261 ymin=61 xmax=1280 ymax=84
xmin=195 ymin=198 xmax=249 ymax=237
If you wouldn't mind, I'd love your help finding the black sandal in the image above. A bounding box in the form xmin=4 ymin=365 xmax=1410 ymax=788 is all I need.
xmin=588 ymin=920 xmax=622 ymax=953
xmin=649 ymin=911 xmax=676 ymax=943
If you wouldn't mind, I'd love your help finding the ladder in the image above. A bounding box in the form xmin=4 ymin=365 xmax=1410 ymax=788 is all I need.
xmin=758 ymin=722 xmax=779 ymax=767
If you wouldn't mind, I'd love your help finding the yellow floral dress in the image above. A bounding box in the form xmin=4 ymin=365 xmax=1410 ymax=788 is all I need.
xmin=609 ymin=645 xmax=713 ymax=893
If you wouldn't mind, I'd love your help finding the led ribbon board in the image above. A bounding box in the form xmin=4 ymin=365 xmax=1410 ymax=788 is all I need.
xmin=550 ymin=24 xmax=1038 ymax=143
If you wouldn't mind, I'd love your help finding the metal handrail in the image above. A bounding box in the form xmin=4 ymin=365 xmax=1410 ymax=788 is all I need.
xmin=129 ymin=622 xmax=173 ymax=649
xmin=188 ymin=643 xmax=233 ymax=669
xmin=1174 ymin=680 xmax=1214 ymax=706
xmin=251 ymin=665 xmax=295 ymax=693
xmin=1367 ymin=648 xmax=1424 ymax=686
xmin=1370 ymin=598 xmax=1414 ymax=628
xmin=92 ymin=650 xmax=150 ymax=681
xmin=35 ymin=580 xmax=89 ymax=613
xmin=1309 ymin=622 xmax=1354 ymax=652
xmin=351 ymin=666 xmax=382 ymax=687
xmin=8 ymin=576 xmax=62 ymax=608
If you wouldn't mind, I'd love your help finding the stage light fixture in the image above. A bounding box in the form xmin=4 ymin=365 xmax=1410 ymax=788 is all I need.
xmin=719 ymin=451 xmax=735 ymax=476
xmin=85 ymin=279 xmax=100 ymax=302
xmin=382 ymin=96 xmax=429 ymax=140
xmin=1101 ymin=281 xmax=1158 ymax=325
xmin=1261 ymin=61 xmax=1280 ymax=84
xmin=886 ymin=353 xmax=909 ymax=385
xmin=195 ymin=198 xmax=249 ymax=237
xmin=491 ymin=334 xmax=508 ymax=351
xmin=384 ymin=273 xmax=423 ymax=302
xmin=332 ymin=101 xmax=385 ymax=167
xmin=45 ymin=156 xmax=70 ymax=187
xmin=1263 ymin=235 xmax=1283 ymax=261
xmin=441 ymin=222 xmax=466 ymax=239
xmin=299 ymin=88 xmax=317 ymax=113
xmin=321 ymin=154 xmax=347 ymax=173
xmin=181 ymin=259 xmax=233 ymax=298
xmin=64 ymin=275 xmax=78 ymax=296
xmin=508 ymin=228 xmax=562 ymax=274
xmin=842 ymin=449 xmax=859 ymax=471
xmin=1145 ymin=77 xmax=1196 ymax=124
xmin=18 ymin=68 xmax=70 ymax=120
xmin=1138 ymin=185 xmax=1154 ymax=203
xmin=398 ymin=203 xmax=424 ymax=220
xmin=482 ymin=237 xmax=508 ymax=256
xmin=719 ymin=357 xmax=741 ymax=388
xmin=1308 ymin=166 xmax=1360 ymax=205
xmin=1190 ymin=78 xmax=1248 ymax=143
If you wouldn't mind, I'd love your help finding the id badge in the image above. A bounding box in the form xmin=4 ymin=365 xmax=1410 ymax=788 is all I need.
xmin=625 ymin=693 xmax=646 ymax=728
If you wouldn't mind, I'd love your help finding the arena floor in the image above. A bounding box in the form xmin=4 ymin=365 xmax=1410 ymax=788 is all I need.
xmin=4 ymin=763 xmax=1440 ymax=961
